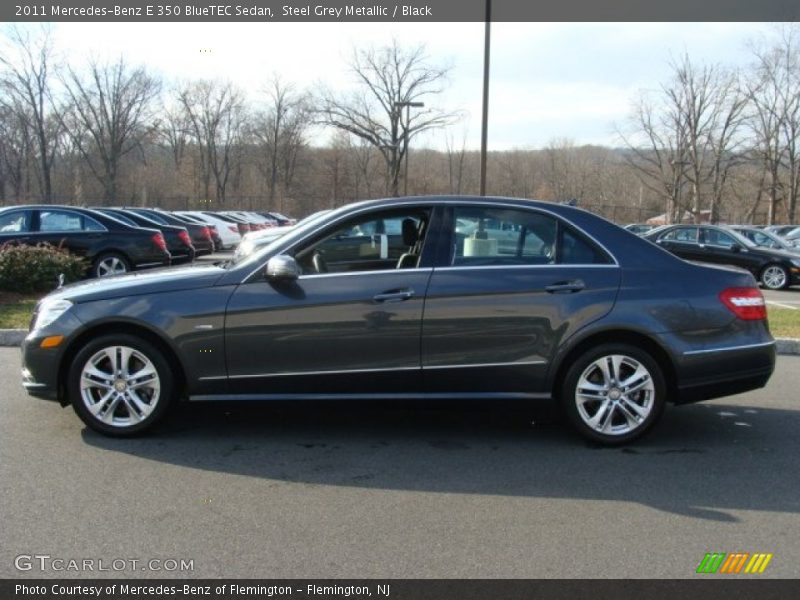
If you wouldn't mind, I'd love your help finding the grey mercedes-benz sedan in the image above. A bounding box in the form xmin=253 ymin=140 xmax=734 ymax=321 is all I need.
xmin=20 ymin=196 xmax=776 ymax=444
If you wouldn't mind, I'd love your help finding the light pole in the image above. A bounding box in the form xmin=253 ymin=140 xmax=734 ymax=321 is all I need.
xmin=394 ymin=101 xmax=424 ymax=196
xmin=480 ymin=0 xmax=491 ymax=196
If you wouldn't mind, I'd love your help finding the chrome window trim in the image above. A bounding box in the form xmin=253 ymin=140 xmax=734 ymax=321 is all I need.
xmin=297 ymin=267 xmax=433 ymax=281
xmin=199 ymin=359 xmax=549 ymax=381
xmin=683 ymin=340 xmax=776 ymax=356
xmin=435 ymin=264 xmax=619 ymax=272
xmin=243 ymin=198 xmax=621 ymax=281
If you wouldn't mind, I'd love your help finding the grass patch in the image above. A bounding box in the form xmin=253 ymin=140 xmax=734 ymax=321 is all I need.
xmin=0 ymin=292 xmax=41 ymax=329
xmin=768 ymin=307 xmax=800 ymax=339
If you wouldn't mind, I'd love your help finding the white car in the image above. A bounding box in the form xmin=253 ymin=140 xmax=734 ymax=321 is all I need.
xmin=234 ymin=210 xmax=331 ymax=260
xmin=176 ymin=211 xmax=242 ymax=250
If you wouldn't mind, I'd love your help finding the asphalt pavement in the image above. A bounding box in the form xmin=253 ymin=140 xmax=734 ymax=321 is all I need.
xmin=1 ymin=349 xmax=798 ymax=578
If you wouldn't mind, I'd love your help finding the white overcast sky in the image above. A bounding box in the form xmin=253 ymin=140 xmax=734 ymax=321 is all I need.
xmin=30 ymin=22 xmax=781 ymax=150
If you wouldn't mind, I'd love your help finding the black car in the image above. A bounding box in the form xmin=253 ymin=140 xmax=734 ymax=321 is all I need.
xmin=0 ymin=205 xmax=170 ymax=277
xmin=123 ymin=208 xmax=215 ymax=256
xmin=20 ymin=196 xmax=775 ymax=444
xmin=92 ymin=207 xmax=196 ymax=265
xmin=644 ymin=224 xmax=800 ymax=290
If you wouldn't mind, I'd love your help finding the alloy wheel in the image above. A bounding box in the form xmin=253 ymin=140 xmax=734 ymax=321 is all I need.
xmin=79 ymin=346 xmax=161 ymax=428
xmin=96 ymin=256 xmax=128 ymax=277
xmin=575 ymin=354 xmax=655 ymax=436
xmin=762 ymin=265 xmax=787 ymax=290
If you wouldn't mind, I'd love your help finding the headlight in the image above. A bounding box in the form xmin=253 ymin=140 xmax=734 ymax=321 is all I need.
xmin=33 ymin=299 xmax=73 ymax=331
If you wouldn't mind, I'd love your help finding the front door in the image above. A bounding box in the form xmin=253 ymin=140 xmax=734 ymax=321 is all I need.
xmin=224 ymin=206 xmax=436 ymax=396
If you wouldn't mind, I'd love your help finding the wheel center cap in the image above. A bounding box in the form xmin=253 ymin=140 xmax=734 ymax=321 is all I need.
xmin=609 ymin=388 xmax=622 ymax=400
xmin=114 ymin=379 xmax=127 ymax=393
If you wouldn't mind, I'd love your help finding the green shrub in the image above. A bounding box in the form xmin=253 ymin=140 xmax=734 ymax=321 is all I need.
xmin=0 ymin=242 xmax=87 ymax=293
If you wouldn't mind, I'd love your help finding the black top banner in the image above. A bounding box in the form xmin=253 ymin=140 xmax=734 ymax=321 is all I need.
xmin=4 ymin=0 xmax=800 ymax=22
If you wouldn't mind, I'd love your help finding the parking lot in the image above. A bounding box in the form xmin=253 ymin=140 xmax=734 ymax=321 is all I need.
xmin=1 ymin=348 xmax=798 ymax=579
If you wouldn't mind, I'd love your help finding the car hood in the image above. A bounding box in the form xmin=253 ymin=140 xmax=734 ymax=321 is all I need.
xmin=48 ymin=264 xmax=227 ymax=304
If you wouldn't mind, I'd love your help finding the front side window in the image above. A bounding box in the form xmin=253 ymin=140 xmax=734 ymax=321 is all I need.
xmin=294 ymin=209 xmax=432 ymax=274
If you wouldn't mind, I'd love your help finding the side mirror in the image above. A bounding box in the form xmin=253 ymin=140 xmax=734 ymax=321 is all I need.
xmin=731 ymin=243 xmax=742 ymax=253
xmin=265 ymin=255 xmax=300 ymax=281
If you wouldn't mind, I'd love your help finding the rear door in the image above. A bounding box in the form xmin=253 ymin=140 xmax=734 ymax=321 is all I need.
xmin=421 ymin=204 xmax=621 ymax=395
xmin=30 ymin=208 xmax=106 ymax=259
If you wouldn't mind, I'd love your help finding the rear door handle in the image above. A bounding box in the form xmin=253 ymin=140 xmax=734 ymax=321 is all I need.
xmin=545 ymin=280 xmax=585 ymax=294
xmin=373 ymin=289 xmax=415 ymax=303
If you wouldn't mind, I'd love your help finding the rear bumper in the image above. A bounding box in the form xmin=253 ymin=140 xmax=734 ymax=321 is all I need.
xmin=671 ymin=340 xmax=776 ymax=404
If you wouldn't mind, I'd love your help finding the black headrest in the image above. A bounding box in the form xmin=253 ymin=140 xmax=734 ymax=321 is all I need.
xmin=402 ymin=218 xmax=418 ymax=246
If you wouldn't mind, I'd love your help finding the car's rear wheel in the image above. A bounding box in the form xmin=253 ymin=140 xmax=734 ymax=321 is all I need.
xmin=561 ymin=344 xmax=666 ymax=445
xmin=67 ymin=334 xmax=174 ymax=436
xmin=760 ymin=264 xmax=789 ymax=290
xmin=93 ymin=252 xmax=131 ymax=278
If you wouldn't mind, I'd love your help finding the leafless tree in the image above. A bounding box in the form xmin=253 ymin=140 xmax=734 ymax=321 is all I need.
xmin=0 ymin=104 xmax=32 ymax=201
xmin=58 ymin=57 xmax=160 ymax=203
xmin=744 ymin=26 xmax=800 ymax=224
xmin=177 ymin=80 xmax=246 ymax=204
xmin=444 ymin=124 xmax=469 ymax=195
xmin=316 ymin=41 xmax=459 ymax=196
xmin=618 ymin=74 xmax=692 ymax=224
xmin=665 ymin=55 xmax=747 ymax=223
xmin=0 ymin=25 xmax=61 ymax=202
xmin=250 ymin=77 xmax=309 ymax=208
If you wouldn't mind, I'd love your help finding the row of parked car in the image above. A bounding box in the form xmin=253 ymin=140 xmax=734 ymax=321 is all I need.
xmin=0 ymin=204 xmax=295 ymax=278
xmin=624 ymin=222 xmax=800 ymax=289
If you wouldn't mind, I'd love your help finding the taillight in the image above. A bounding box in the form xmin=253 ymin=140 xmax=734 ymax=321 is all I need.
xmin=152 ymin=233 xmax=167 ymax=252
xmin=719 ymin=287 xmax=767 ymax=321
xmin=201 ymin=226 xmax=212 ymax=240
xmin=178 ymin=230 xmax=192 ymax=247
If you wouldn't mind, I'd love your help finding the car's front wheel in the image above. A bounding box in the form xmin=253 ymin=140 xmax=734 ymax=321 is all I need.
xmin=93 ymin=252 xmax=131 ymax=278
xmin=561 ymin=344 xmax=666 ymax=445
xmin=67 ymin=334 xmax=174 ymax=436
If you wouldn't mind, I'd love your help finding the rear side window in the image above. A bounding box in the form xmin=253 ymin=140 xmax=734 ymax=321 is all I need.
xmin=39 ymin=210 xmax=105 ymax=232
xmin=449 ymin=206 xmax=610 ymax=266
xmin=703 ymin=228 xmax=737 ymax=248
xmin=0 ymin=210 xmax=31 ymax=233
xmin=452 ymin=207 xmax=557 ymax=266
xmin=560 ymin=226 xmax=609 ymax=264
xmin=660 ymin=227 xmax=698 ymax=243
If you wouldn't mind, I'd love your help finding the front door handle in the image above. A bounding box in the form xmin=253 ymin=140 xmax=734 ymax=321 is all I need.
xmin=373 ymin=289 xmax=415 ymax=303
xmin=545 ymin=280 xmax=585 ymax=294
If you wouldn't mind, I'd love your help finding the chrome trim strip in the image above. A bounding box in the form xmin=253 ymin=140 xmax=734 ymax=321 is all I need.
xmin=425 ymin=360 xmax=547 ymax=369
xmin=683 ymin=341 xmax=776 ymax=356
xmin=136 ymin=261 xmax=168 ymax=267
xmin=200 ymin=359 xmax=548 ymax=381
xmin=190 ymin=392 xmax=552 ymax=402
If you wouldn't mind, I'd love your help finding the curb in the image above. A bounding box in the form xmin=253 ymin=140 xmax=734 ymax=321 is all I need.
xmin=1 ymin=329 xmax=799 ymax=355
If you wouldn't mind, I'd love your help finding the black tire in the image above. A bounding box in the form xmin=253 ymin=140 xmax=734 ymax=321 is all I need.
xmin=67 ymin=333 xmax=175 ymax=437
xmin=560 ymin=343 xmax=666 ymax=445
xmin=759 ymin=264 xmax=790 ymax=290
xmin=92 ymin=252 xmax=131 ymax=278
